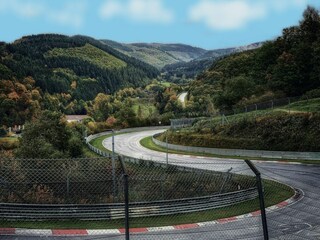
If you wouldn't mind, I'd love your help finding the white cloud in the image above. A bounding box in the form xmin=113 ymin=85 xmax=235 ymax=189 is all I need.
xmin=100 ymin=0 xmax=174 ymax=24
xmin=49 ymin=2 xmax=86 ymax=28
xmin=269 ymin=0 xmax=307 ymax=12
xmin=0 ymin=0 xmax=44 ymax=18
xmin=0 ymin=0 xmax=86 ymax=28
xmin=189 ymin=0 xmax=266 ymax=30
xmin=189 ymin=0 xmax=309 ymax=31
xmin=99 ymin=1 xmax=122 ymax=19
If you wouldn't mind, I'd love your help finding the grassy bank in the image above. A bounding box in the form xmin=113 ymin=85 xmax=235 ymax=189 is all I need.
xmin=140 ymin=136 xmax=320 ymax=164
xmin=160 ymin=112 xmax=320 ymax=152
xmin=0 ymin=179 xmax=294 ymax=229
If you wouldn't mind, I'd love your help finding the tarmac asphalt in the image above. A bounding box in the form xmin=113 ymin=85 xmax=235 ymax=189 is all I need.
xmin=2 ymin=129 xmax=320 ymax=240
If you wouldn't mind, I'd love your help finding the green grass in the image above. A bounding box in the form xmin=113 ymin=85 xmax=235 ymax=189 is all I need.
xmin=45 ymin=43 xmax=127 ymax=70
xmin=0 ymin=137 xmax=19 ymax=143
xmin=0 ymin=132 xmax=296 ymax=229
xmin=280 ymin=98 xmax=320 ymax=112
xmin=0 ymin=137 xmax=19 ymax=150
xmin=159 ymin=81 xmax=172 ymax=87
xmin=193 ymin=98 xmax=320 ymax=130
xmin=0 ymin=180 xmax=294 ymax=229
xmin=89 ymin=135 xmax=110 ymax=152
xmin=140 ymin=136 xmax=320 ymax=165
xmin=132 ymin=100 xmax=157 ymax=119
xmin=82 ymin=145 xmax=101 ymax=158
xmin=122 ymin=45 xmax=180 ymax=69
xmin=89 ymin=132 xmax=131 ymax=153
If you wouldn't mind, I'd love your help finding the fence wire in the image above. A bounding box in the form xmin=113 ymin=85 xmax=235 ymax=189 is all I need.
xmin=172 ymin=95 xmax=317 ymax=129
xmin=1 ymin=150 xmax=319 ymax=239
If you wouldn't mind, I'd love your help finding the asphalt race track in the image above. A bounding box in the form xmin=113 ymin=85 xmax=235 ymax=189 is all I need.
xmin=101 ymin=129 xmax=320 ymax=240
xmin=4 ymin=129 xmax=320 ymax=240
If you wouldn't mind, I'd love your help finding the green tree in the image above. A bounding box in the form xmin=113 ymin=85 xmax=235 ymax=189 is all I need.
xmin=15 ymin=111 xmax=83 ymax=158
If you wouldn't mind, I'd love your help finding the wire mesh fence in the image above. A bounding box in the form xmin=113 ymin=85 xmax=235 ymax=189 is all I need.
xmin=171 ymin=95 xmax=319 ymax=129
xmin=0 ymin=157 xmax=124 ymax=204
xmin=0 ymin=153 xmax=292 ymax=239
xmin=0 ymin=153 xmax=278 ymax=239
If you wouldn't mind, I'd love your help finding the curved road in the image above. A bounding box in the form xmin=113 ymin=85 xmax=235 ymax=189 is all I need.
xmin=6 ymin=129 xmax=320 ymax=239
xmin=178 ymin=92 xmax=188 ymax=108
xmin=101 ymin=129 xmax=320 ymax=240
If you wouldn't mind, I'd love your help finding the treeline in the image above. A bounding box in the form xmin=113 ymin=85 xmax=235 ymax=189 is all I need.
xmin=0 ymin=34 xmax=160 ymax=126
xmin=162 ymin=58 xmax=214 ymax=82
xmin=189 ymin=6 xmax=320 ymax=111
xmin=0 ymin=34 xmax=159 ymax=100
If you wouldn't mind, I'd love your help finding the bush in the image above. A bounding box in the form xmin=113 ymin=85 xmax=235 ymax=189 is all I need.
xmin=162 ymin=113 xmax=320 ymax=151
xmin=0 ymin=127 xmax=7 ymax=137
xmin=0 ymin=138 xmax=19 ymax=150
xmin=302 ymin=88 xmax=320 ymax=99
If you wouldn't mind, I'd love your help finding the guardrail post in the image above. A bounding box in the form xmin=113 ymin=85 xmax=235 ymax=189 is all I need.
xmin=245 ymin=160 xmax=269 ymax=240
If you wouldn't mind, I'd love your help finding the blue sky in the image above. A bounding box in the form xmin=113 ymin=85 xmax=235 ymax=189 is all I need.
xmin=0 ymin=0 xmax=319 ymax=50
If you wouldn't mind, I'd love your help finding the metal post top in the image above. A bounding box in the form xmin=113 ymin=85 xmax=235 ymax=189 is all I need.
xmin=244 ymin=160 xmax=261 ymax=176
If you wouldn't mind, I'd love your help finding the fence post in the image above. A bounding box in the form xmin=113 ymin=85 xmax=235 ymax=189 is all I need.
xmin=245 ymin=160 xmax=269 ymax=240
xmin=119 ymin=156 xmax=130 ymax=240
xmin=124 ymin=172 xmax=129 ymax=240
xmin=166 ymin=131 xmax=169 ymax=166
xmin=219 ymin=168 xmax=232 ymax=193
xmin=112 ymin=130 xmax=116 ymax=202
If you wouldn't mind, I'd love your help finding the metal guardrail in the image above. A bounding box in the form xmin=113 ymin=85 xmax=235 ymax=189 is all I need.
xmin=85 ymin=126 xmax=170 ymax=143
xmin=0 ymin=128 xmax=256 ymax=222
xmin=0 ymin=127 xmax=260 ymax=229
xmin=0 ymin=188 xmax=257 ymax=220
xmin=152 ymin=133 xmax=320 ymax=161
xmin=86 ymin=127 xmax=222 ymax=175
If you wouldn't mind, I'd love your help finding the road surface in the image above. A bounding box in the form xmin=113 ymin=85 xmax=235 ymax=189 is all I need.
xmin=178 ymin=92 xmax=188 ymax=108
xmin=5 ymin=129 xmax=320 ymax=239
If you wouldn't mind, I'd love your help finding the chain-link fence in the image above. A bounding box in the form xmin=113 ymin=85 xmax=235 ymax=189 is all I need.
xmin=171 ymin=95 xmax=319 ymax=129
xmin=1 ymin=151 xmax=299 ymax=239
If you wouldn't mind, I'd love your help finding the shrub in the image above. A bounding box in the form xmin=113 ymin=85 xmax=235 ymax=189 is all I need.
xmin=0 ymin=127 xmax=7 ymax=137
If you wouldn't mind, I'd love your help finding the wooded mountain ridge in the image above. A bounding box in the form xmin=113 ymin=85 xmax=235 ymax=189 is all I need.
xmin=101 ymin=40 xmax=263 ymax=79
xmin=188 ymin=6 xmax=320 ymax=112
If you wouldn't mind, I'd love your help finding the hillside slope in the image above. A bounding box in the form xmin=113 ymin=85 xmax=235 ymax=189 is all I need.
xmin=0 ymin=34 xmax=159 ymax=101
xmin=159 ymin=112 xmax=320 ymax=152
xmin=101 ymin=40 xmax=206 ymax=69
xmin=188 ymin=6 xmax=320 ymax=111
xmin=162 ymin=42 xmax=263 ymax=81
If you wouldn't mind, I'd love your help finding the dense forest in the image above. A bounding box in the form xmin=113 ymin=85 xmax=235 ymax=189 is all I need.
xmin=0 ymin=34 xmax=159 ymax=126
xmin=189 ymin=6 xmax=320 ymax=111
xmin=2 ymin=6 xmax=320 ymax=130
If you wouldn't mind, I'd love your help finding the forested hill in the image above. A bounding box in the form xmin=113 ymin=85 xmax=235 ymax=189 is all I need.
xmin=161 ymin=42 xmax=263 ymax=83
xmin=101 ymin=40 xmax=206 ymax=69
xmin=189 ymin=6 xmax=320 ymax=110
xmin=0 ymin=34 xmax=159 ymax=101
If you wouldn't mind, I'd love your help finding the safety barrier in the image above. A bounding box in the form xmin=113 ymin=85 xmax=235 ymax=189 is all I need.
xmin=152 ymin=133 xmax=320 ymax=161
xmin=0 ymin=188 xmax=257 ymax=220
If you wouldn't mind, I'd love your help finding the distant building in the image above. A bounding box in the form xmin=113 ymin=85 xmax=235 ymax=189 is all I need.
xmin=65 ymin=115 xmax=90 ymax=123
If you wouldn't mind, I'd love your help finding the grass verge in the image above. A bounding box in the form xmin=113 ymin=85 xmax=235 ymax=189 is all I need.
xmin=0 ymin=180 xmax=294 ymax=229
xmin=89 ymin=132 xmax=130 ymax=153
xmin=140 ymin=136 xmax=320 ymax=165
xmin=89 ymin=135 xmax=111 ymax=152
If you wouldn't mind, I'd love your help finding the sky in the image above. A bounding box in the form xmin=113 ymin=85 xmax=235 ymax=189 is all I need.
xmin=0 ymin=0 xmax=319 ymax=50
